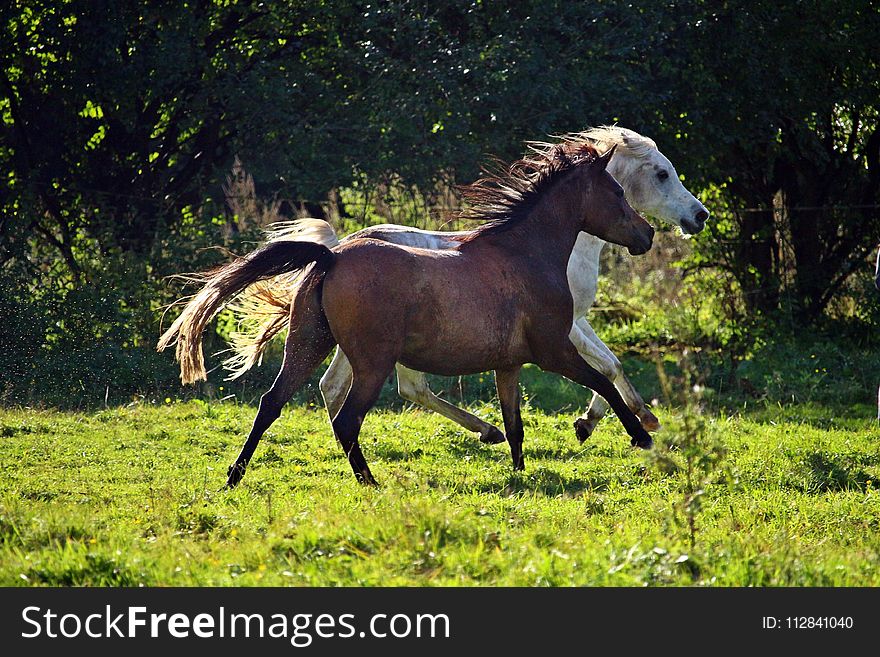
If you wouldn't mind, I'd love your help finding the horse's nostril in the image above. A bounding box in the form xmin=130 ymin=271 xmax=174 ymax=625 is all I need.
xmin=695 ymin=209 xmax=709 ymax=224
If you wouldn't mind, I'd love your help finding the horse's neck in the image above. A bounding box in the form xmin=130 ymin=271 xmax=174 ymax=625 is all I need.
xmin=504 ymin=201 xmax=585 ymax=273
xmin=567 ymin=233 xmax=605 ymax=318
xmin=511 ymin=212 xmax=605 ymax=320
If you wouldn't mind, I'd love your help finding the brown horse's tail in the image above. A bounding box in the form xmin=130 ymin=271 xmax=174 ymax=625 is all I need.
xmin=157 ymin=240 xmax=335 ymax=384
xmin=223 ymin=219 xmax=340 ymax=379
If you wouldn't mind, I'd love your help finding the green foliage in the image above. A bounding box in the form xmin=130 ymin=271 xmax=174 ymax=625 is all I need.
xmin=0 ymin=198 xmax=261 ymax=406
xmin=1 ymin=1 xmax=879 ymax=405
xmin=647 ymin=353 xmax=730 ymax=554
xmin=672 ymin=2 xmax=880 ymax=322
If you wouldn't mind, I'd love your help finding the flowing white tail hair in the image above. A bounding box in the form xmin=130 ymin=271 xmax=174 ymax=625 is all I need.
xmin=222 ymin=219 xmax=340 ymax=378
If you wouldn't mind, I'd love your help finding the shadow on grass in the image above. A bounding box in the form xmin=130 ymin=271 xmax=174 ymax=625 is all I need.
xmin=370 ymin=445 xmax=427 ymax=462
xmin=791 ymin=451 xmax=876 ymax=494
xmin=474 ymin=466 xmax=612 ymax=497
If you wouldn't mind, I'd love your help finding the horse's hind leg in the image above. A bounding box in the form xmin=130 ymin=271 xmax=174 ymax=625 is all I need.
xmin=396 ymin=364 xmax=505 ymax=444
xmin=332 ymin=359 xmax=397 ymax=485
xmin=226 ymin=279 xmax=335 ymax=488
xmin=320 ymin=347 xmax=353 ymax=421
xmin=226 ymin=332 xmax=335 ymax=487
xmin=494 ymin=367 xmax=525 ymax=471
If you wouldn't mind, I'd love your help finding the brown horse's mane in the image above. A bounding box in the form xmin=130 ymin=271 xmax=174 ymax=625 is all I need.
xmin=456 ymin=139 xmax=601 ymax=241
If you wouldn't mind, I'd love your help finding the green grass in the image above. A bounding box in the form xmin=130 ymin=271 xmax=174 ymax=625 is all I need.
xmin=1 ymin=392 xmax=879 ymax=587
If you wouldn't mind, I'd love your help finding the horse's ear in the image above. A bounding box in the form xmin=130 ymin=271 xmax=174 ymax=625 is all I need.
xmin=552 ymin=144 xmax=571 ymax=166
xmin=594 ymin=144 xmax=617 ymax=171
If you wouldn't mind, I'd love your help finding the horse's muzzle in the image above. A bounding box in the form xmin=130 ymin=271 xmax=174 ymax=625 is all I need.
xmin=627 ymin=227 xmax=654 ymax=255
xmin=681 ymin=208 xmax=710 ymax=235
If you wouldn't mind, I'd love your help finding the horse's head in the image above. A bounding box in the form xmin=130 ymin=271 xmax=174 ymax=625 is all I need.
xmin=607 ymin=133 xmax=709 ymax=235
xmin=582 ymin=145 xmax=654 ymax=255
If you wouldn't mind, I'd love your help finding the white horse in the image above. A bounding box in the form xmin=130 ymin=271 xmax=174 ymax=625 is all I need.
xmin=224 ymin=126 xmax=709 ymax=443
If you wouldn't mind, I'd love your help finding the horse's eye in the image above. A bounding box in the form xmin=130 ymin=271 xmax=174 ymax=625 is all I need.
xmin=657 ymin=170 xmax=669 ymax=181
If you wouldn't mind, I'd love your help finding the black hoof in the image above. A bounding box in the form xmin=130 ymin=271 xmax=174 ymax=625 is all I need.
xmin=630 ymin=434 xmax=654 ymax=449
xmin=356 ymin=470 xmax=380 ymax=487
xmin=225 ymin=463 xmax=246 ymax=489
xmin=481 ymin=426 xmax=506 ymax=444
xmin=573 ymin=417 xmax=597 ymax=443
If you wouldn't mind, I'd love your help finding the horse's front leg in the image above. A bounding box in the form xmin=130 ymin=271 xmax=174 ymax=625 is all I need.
xmin=494 ymin=367 xmax=525 ymax=470
xmin=569 ymin=318 xmax=660 ymax=442
xmin=540 ymin=341 xmax=652 ymax=450
xmin=396 ymin=364 xmax=505 ymax=444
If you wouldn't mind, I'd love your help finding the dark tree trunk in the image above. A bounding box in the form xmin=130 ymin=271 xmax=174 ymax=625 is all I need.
xmin=735 ymin=208 xmax=779 ymax=315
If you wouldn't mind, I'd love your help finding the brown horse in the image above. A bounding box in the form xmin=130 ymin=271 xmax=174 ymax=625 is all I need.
xmin=158 ymin=142 xmax=655 ymax=487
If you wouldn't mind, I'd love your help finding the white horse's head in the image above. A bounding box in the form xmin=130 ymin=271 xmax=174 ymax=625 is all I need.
xmin=580 ymin=126 xmax=709 ymax=235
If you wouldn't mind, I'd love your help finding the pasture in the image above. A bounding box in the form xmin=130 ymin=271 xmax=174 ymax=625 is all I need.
xmin=2 ymin=367 xmax=879 ymax=587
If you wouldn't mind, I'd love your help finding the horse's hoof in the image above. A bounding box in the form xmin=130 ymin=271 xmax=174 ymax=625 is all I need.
xmin=357 ymin=470 xmax=380 ymax=487
xmin=630 ymin=434 xmax=654 ymax=449
xmin=638 ymin=408 xmax=662 ymax=433
xmin=480 ymin=426 xmax=506 ymax=444
xmin=573 ymin=417 xmax=598 ymax=443
xmin=225 ymin=463 xmax=246 ymax=489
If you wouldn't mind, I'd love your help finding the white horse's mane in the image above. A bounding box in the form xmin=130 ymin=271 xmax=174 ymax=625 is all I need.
xmin=575 ymin=126 xmax=658 ymax=160
xmin=524 ymin=126 xmax=658 ymax=166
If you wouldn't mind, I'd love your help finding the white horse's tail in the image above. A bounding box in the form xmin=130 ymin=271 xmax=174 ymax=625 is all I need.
xmin=223 ymin=218 xmax=340 ymax=379
xmin=262 ymin=218 xmax=340 ymax=248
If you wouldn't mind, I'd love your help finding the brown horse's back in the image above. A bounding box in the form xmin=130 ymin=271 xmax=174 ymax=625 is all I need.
xmin=321 ymin=238 xmax=537 ymax=376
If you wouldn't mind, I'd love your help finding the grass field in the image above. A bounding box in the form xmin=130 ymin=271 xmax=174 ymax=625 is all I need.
xmin=2 ymin=370 xmax=879 ymax=587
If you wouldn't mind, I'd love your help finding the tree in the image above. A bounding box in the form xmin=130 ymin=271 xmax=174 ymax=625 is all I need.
xmin=2 ymin=1 xmax=692 ymax=275
xmin=666 ymin=0 xmax=880 ymax=322
xmin=2 ymin=1 xmax=878 ymax=404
